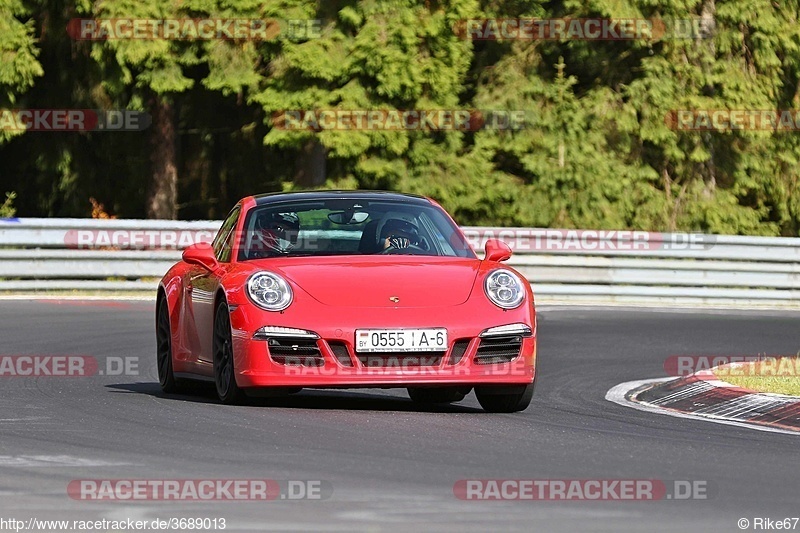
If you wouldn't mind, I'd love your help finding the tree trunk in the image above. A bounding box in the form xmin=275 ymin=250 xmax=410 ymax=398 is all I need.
xmin=147 ymin=97 xmax=178 ymax=219
xmin=294 ymin=139 xmax=326 ymax=188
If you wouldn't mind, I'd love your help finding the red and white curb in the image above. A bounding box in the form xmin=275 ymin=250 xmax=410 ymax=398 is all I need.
xmin=606 ymin=369 xmax=800 ymax=436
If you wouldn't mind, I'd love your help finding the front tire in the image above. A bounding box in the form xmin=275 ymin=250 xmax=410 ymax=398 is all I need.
xmin=213 ymin=300 xmax=246 ymax=405
xmin=407 ymin=387 xmax=470 ymax=404
xmin=475 ymin=383 xmax=534 ymax=413
xmin=156 ymin=296 xmax=180 ymax=393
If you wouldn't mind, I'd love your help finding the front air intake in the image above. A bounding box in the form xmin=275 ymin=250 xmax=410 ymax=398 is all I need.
xmin=328 ymin=341 xmax=354 ymax=367
xmin=448 ymin=339 xmax=471 ymax=365
xmin=474 ymin=335 xmax=522 ymax=365
xmin=267 ymin=337 xmax=324 ymax=367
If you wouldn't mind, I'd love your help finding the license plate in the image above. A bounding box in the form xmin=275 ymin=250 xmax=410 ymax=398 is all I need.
xmin=355 ymin=328 xmax=448 ymax=353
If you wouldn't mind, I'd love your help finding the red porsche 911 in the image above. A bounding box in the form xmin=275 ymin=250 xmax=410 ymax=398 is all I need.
xmin=156 ymin=191 xmax=537 ymax=412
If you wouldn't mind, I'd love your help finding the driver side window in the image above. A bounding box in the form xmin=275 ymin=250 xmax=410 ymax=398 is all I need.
xmin=212 ymin=206 xmax=240 ymax=262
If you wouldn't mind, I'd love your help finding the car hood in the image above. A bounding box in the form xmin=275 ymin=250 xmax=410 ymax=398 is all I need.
xmin=270 ymin=257 xmax=481 ymax=307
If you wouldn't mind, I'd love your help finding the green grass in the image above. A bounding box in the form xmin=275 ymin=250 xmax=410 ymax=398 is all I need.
xmin=713 ymin=357 xmax=800 ymax=396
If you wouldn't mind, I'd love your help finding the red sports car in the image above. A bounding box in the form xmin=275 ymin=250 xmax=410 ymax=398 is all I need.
xmin=156 ymin=191 xmax=537 ymax=412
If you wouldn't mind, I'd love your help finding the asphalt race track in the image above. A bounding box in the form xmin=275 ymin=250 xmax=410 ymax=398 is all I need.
xmin=0 ymin=300 xmax=799 ymax=532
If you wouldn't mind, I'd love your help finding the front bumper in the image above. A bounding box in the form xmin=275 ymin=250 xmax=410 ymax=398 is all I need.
xmin=231 ymin=322 xmax=536 ymax=388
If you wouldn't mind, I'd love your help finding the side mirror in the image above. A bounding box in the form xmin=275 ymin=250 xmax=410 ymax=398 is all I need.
xmin=182 ymin=242 xmax=219 ymax=272
xmin=484 ymin=238 xmax=512 ymax=262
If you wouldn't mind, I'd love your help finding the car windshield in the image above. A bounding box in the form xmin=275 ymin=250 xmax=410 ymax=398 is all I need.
xmin=237 ymin=199 xmax=475 ymax=260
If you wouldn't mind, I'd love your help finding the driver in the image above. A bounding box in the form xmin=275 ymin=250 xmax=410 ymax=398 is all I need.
xmin=380 ymin=218 xmax=420 ymax=251
xmin=252 ymin=211 xmax=300 ymax=256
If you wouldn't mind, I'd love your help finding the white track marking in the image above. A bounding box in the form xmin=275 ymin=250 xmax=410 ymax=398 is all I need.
xmin=605 ymin=379 xmax=800 ymax=436
xmin=0 ymin=455 xmax=131 ymax=467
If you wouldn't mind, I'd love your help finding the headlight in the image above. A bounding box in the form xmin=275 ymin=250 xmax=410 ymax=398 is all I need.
xmin=484 ymin=269 xmax=525 ymax=309
xmin=247 ymin=272 xmax=293 ymax=311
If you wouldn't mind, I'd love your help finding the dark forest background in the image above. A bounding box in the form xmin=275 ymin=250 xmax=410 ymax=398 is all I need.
xmin=2 ymin=0 xmax=800 ymax=235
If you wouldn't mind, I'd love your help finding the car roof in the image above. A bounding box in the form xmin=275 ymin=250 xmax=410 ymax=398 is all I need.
xmin=251 ymin=190 xmax=432 ymax=207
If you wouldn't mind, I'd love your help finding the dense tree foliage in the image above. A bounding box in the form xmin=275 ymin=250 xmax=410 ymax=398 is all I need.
xmin=2 ymin=0 xmax=800 ymax=235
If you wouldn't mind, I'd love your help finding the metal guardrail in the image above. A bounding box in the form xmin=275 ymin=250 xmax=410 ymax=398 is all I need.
xmin=1 ymin=218 xmax=799 ymax=306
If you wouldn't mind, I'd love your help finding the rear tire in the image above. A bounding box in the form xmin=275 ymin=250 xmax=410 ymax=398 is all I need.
xmin=407 ymin=387 xmax=470 ymax=404
xmin=213 ymin=300 xmax=247 ymax=405
xmin=156 ymin=296 xmax=181 ymax=393
xmin=475 ymin=383 xmax=534 ymax=413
